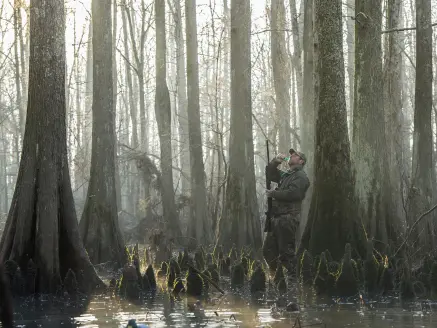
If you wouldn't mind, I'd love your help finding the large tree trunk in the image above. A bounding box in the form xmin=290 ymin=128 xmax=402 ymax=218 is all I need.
xmin=300 ymin=0 xmax=365 ymax=260
xmin=173 ymin=0 xmax=191 ymax=197
xmin=352 ymin=0 xmax=392 ymax=245
xmin=185 ymin=0 xmax=212 ymax=245
xmin=80 ymin=0 xmax=126 ymax=267
xmin=0 ymin=0 xmax=103 ymax=294
xmin=270 ymin=0 xmax=291 ymax=151
xmin=216 ymin=0 xmax=262 ymax=251
xmin=383 ymin=0 xmax=406 ymax=228
xmin=155 ymin=0 xmax=181 ymax=237
xmin=408 ymin=0 xmax=435 ymax=250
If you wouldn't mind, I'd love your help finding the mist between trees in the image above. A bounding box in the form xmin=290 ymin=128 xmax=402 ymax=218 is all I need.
xmin=0 ymin=0 xmax=436 ymax=293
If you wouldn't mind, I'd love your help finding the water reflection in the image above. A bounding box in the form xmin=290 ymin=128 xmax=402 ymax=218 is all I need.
xmin=11 ymin=286 xmax=437 ymax=327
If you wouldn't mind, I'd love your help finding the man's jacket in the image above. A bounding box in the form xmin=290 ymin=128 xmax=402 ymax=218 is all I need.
xmin=267 ymin=159 xmax=310 ymax=217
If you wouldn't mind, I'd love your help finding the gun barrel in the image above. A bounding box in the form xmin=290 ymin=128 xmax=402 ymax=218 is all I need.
xmin=264 ymin=139 xmax=272 ymax=232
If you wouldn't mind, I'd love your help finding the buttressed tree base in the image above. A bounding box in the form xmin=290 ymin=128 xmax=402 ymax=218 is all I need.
xmin=0 ymin=0 xmax=103 ymax=294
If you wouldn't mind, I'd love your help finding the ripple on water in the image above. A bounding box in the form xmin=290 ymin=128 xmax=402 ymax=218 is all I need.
xmin=9 ymin=288 xmax=437 ymax=327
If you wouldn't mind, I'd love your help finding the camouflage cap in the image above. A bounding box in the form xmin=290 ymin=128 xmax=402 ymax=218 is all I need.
xmin=289 ymin=148 xmax=307 ymax=165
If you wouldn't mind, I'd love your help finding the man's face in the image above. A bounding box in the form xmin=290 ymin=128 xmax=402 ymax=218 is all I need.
xmin=288 ymin=152 xmax=304 ymax=166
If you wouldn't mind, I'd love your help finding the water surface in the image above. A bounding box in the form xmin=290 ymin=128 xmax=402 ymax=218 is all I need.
xmin=11 ymin=281 xmax=437 ymax=327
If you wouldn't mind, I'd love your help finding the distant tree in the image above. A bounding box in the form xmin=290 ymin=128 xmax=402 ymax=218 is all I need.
xmin=155 ymin=0 xmax=181 ymax=237
xmin=299 ymin=0 xmax=315 ymax=238
xmin=216 ymin=0 xmax=262 ymax=251
xmin=185 ymin=0 xmax=211 ymax=245
xmin=270 ymin=0 xmax=291 ymax=151
xmin=0 ymin=0 xmax=103 ymax=293
xmin=123 ymin=0 xmax=150 ymax=151
xmin=383 ymin=0 xmax=406 ymax=233
xmin=300 ymin=0 xmax=365 ymax=260
xmin=408 ymin=0 xmax=435 ymax=251
xmin=120 ymin=0 xmax=140 ymax=216
xmin=172 ymin=0 xmax=190 ymax=196
xmin=79 ymin=0 xmax=126 ymax=267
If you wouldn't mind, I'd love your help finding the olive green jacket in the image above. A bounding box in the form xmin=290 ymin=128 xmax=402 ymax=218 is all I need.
xmin=267 ymin=159 xmax=310 ymax=217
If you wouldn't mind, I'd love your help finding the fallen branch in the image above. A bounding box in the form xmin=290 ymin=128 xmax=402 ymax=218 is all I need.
xmin=393 ymin=203 xmax=437 ymax=258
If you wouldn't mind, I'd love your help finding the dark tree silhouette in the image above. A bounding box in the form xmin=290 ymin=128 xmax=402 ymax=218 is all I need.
xmin=79 ymin=0 xmax=126 ymax=267
xmin=300 ymin=0 xmax=365 ymax=260
xmin=0 ymin=0 xmax=103 ymax=293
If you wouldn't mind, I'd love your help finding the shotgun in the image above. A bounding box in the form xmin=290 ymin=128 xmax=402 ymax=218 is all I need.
xmin=264 ymin=140 xmax=272 ymax=232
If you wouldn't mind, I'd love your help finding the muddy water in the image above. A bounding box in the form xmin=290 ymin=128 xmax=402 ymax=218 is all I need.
xmin=11 ymin=280 xmax=437 ymax=328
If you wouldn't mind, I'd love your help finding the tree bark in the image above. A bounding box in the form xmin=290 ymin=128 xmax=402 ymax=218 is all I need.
xmin=155 ymin=0 xmax=181 ymax=237
xmin=408 ymin=0 xmax=435 ymax=250
xmin=352 ymin=0 xmax=392 ymax=245
xmin=300 ymin=0 xmax=365 ymax=260
xmin=0 ymin=0 xmax=104 ymax=294
xmin=185 ymin=0 xmax=212 ymax=246
xmin=216 ymin=0 xmax=262 ymax=251
xmin=383 ymin=0 xmax=406 ymax=228
xmin=121 ymin=2 xmax=140 ymax=215
xmin=173 ymin=0 xmax=191 ymax=197
xmin=270 ymin=0 xmax=291 ymax=151
xmin=80 ymin=0 xmax=126 ymax=267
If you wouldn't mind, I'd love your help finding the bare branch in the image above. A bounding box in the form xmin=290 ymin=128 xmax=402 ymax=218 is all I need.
xmin=251 ymin=28 xmax=292 ymax=35
xmin=116 ymin=47 xmax=139 ymax=74
xmin=393 ymin=203 xmax=437 ymax=258
xmin=382 ymin=22 xmax=437 ymax=34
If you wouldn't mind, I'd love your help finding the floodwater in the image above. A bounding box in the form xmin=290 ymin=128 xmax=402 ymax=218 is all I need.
xmin=10 ymin=278 xmax=437 ymax=328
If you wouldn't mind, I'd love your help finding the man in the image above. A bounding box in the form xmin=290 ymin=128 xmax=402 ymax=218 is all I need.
xmin=263 ymin=148 xmax=310 ymax=277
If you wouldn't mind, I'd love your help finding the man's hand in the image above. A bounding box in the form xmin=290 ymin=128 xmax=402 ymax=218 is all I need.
xmin=266 ymin=188 xmax=275 ymax=198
